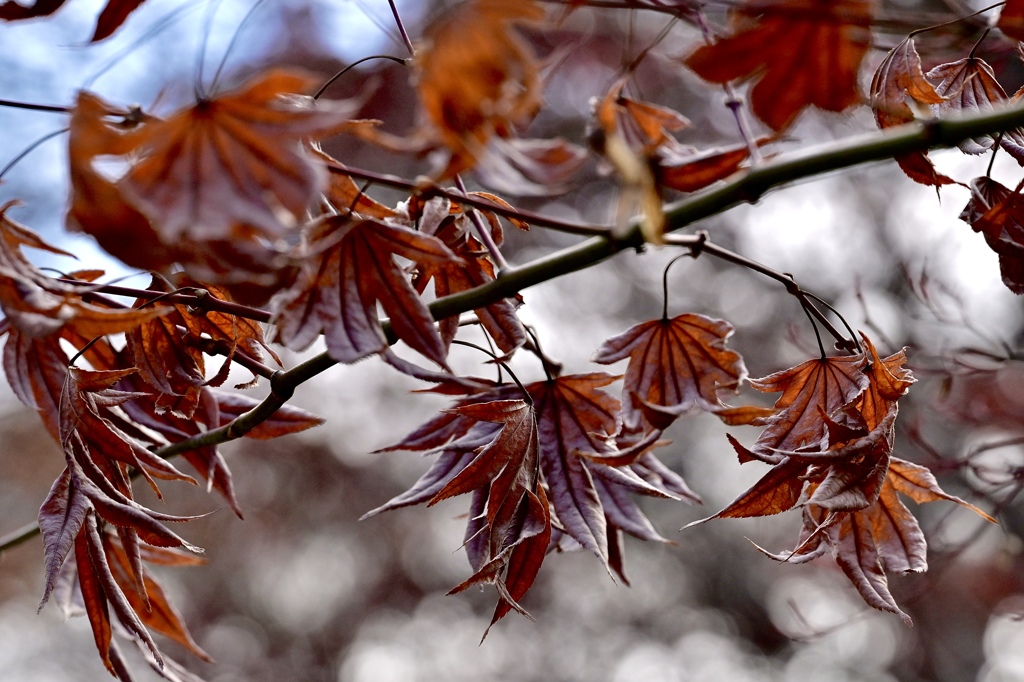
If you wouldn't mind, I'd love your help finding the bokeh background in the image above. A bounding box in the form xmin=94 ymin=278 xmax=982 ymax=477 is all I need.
xmin=1 ymin=1 xmax=1024 ymax=680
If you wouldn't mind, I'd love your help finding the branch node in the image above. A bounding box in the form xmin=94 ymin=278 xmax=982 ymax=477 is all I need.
xmin=270 ymin=371 xmax=294 ymax=401
xmin=689 ymin=231 xmax=709 ymax=258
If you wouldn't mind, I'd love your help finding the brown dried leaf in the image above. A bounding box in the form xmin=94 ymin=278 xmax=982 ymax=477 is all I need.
xmin=656 ymin=143 xmax=756 ymax=193
xmin=67 ymin=91 xmax=175 ymax=273
xmin=0 ymin=0 xmax=145 ymax=41
xmin=592 ymin=313 xmax=747 ymax=431
xmin=685 ymin=0 xmax=874 ymax=131
xmin=273 ymin=216 xmax=460 ymax=367
xmin=927 ymin=57 xmax=1024 ymax=162
xmin=415 ymin=0 xmax=544 ymax=174
xmin=212 ymin=389 xmax=325 ymax=439
xmin=38 ymin=467 xmax=90 ymax=610
xmin=869 ymin=38 xmax=957 ymax=187
xmin=959 ymin=176 xmax=1024 ymax=294
xmin=999 ymin=0 xmax=1024 ymax=42
xmin=748 ymin=352 xmax=869 ymax=458
xmin=120 ymin=69 xmax=362 ymax=243
xmin=414 ymin=200 xmax=526 ymax=354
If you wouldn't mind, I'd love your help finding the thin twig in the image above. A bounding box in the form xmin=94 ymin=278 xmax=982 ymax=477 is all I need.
xmin=329 ymin=163 xmax=611 ymax=237
xmin=694 ymin=8 xmax=763 ymax=164
xmin=387 ymin=0 xmax=416 ymax=56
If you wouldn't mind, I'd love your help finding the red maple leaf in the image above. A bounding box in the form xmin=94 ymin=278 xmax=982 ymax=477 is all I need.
xmin=592 ymin=313 xmax=750 ymax=432
xmin=684 ymin=0 xmax=874 ymax=132
xmin=869 ymin=38 xmax=956 ymax=187
xmin=273 ymin=215 xmax=461 ymax=367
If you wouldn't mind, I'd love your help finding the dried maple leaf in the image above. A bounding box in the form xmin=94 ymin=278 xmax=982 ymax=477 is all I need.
xmin=273 ymin=215 xmax=461 ymax=368
xmin=684 ymin=0 xmax=874 ymax=132
xmin=761 ymin=458 xmax=993 ymax=625
xmin=4 ymin=331 xmax=75 ymax=438
xmin=592 ymin=313 xmax=748 ymax=432
xmin=869 ymin=38 xmax=956 ymax=187
xmin=595 ymin=79 xmax=691 ymax=158
xmin=316 ymin=148 xmax=400 ymax=220
xmin=116 ymin=382 xmax=242 ymax=517
xmin=120 ymin=69 xmax=362 ymax=243
xmin=656 ymin=143 xmax=759 ymax=193
xmin=67 ymin=91 xmax=177 ymax=274
xmin=0 ymin=204 xmax=168 ymax=339
xmin=91 ymin=0 xmax=145 ymax=41
xmin=927 ymin=57 xmax=1024 ymax=163
xmin=745 ymin=352 xmax=869 ymax=459
xmin=413 ymin=196 xmax=526 ymax=354
xmin=429 ymin=399 xmax=550 ymax=628
xmin=103 ymin=533 xmax=211 ymax=662
xmin=415 ymin=0 xmax=544 ymax=174
xmin=61 ymin=509 xmax=205 ymax=682
xmin=38 ymin=467 xmax=91 ymax=608
xmin=959 ymin=176 xmax=1024 ymax=294
xmin=370 ymin=371 xmax=695 ymax=599
xmin=126 ymin=274 xmax=277 ymax=417
xmin=211 ymin=389 xmax=325 ymax=439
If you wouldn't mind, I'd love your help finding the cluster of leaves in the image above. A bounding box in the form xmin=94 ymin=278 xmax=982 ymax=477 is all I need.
xmin=1 ymin=0 xmax=1023 ymax=679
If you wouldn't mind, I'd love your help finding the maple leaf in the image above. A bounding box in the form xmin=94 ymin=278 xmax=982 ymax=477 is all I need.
xmin=126 ymin=273 xmax=277 ymax=417
xmin=684 ymin=0 xmax=874 ymax=132
xmin=67 ymin=91 xmax=177 ymax=274
xmin=0 ymin=204 xmax=169 ymax=339
xmin=413 ymin=196 xmax=526 ymax=354
xmin=371 ymin=370 xmax=695 ymax=598
xmin=372 ymin=368 xmax=692 ymax=569
xmin=869 ymin=38 xmax=956 ymax=187
xmin=316 ymin=148 xmax=400 ymax=220
xmin=91 ymin=0 xmax=145 ymax=41
xmin=415 ymin=0 xmax=544 ymax=174
xmin=429 ymin=399 xmax=550 ymax=628
xmin=116 ymin=383 xmax=243 ymax=517
xmin=927 ymin=57 xmax=1024 ymax=163
xmin=118 ymin=69 xmax=362 ymax=242
xmin=211 ymin=389 xmax=325 ymax=439
xmin=38 ymin=467 xmax=90 ymax=609
xmin=272 ymin=215 xmax=461 ymax=368
xmin=592 ymin=313 xmax=749 ymax=432
xmin=103 ymin=533 xmax=211 ymax=662
xmin=592 ymin=79 xmax=763 ymax=199
xmin=595 ymin=79 xmax=691 ymax=158
xmin=61 ymin=509 xmax=206 ymax=682
xmin=745 ymin=352 xmax=869 ymax=459
xmin=763 ymin=458 xmax=994 ymax=625
xmin=60 ymin=366 xmax=197 ymax=493
xmin=655 ymin=143 xmax=760 ymax=194
xmin=959 ymin=176 xmax=1024 ymax=294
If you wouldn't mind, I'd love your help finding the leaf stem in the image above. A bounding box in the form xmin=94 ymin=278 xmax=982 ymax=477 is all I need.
xmin=0 ymin=99 xmax=71 ymax=114
xmin=313 ymin=55 xmax=408 ymax=100
xmin=0 ymin=128 xmax=68 ymax=181
xmin=387 ymin=0 xmax=416 ymax=56
xmin=450 ymin=339 xmax=531 ymax=403
xmin=694 ymin=8 xmax=763 ymax=164
xmin=456 ymin=174 xmax=509 ymax=271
